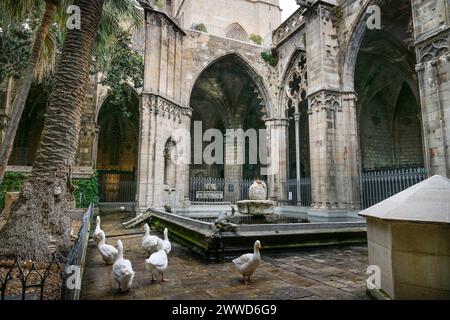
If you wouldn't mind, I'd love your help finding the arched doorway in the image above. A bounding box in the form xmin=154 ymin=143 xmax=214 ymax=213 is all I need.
xmin=351 ymin=0 xmax=426 ymax=207
xmin=189 ymin=54 xmax=269 ymax=202
xmin=96 ymin=85 xmax=139 ymax=203
xmin=354 ymin=1 xmax=424 ymax=171
xmin=9 ymin=84 xmax=48 ymax=166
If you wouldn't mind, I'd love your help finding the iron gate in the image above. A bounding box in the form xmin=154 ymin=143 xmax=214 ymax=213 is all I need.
xmin=97 ymin=171 xmax=136 ymax=203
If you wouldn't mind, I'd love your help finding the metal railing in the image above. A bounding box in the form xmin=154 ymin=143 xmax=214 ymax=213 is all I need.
xmin=0 ymin=205 xmax=93 ymax=300
xmin=359 ymin=167 xmax=428 ymax=209
xmin=280 ymin=178 xmax=312 ymax=207
xmin=189 ymin=177 xmax=267 ymax=204
xmin=62 ymin=204 xmax=94 ymax=300
xmin=0 ymin=253 xmax=65 ymax=300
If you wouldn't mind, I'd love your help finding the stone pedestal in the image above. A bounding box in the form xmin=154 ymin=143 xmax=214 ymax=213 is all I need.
xmin=237 ymin=180 xmax=274 ymax=216
xmin=237 ymin=200 xmax=274 ymax=215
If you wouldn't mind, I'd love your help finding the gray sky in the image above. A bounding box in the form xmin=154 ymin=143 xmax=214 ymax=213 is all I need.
xmin=280 ymin=0 xmax=299 ymax=21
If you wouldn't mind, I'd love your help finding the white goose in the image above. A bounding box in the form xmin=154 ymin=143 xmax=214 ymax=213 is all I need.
xmin=232 ymin=240 xmax=262 ymax=285
xmin=97 ymin=231 xmax=118 ymax=265
xmin=145 ymin=241 xmax=168 ymax=283
xmin=112 ymin=240 xmax=135 ymax=292
xmin=142 ymin=223 xmax=161 ymax=254
xmin=162 ymin=228 xmax=172 ymax=255
xmin=92 ymin=216 xmax=103 ymax=245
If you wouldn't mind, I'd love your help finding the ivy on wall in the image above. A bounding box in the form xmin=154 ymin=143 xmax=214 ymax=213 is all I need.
xmin=73 ymin=174 xmax=100 ymax=208
xmin=261 ymin=51 xmax=278 ymax=67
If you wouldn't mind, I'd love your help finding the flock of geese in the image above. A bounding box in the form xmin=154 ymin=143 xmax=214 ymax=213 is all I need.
xmin=92 ymin=216 xmax=262 ymax=292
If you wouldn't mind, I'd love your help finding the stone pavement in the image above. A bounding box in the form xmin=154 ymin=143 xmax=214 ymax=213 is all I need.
xmin=81 ymin=213 xmax=370 ymax=300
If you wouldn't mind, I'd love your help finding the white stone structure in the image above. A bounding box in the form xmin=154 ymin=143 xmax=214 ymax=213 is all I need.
xmin=360 ymin=175 xmax=450 ymax=299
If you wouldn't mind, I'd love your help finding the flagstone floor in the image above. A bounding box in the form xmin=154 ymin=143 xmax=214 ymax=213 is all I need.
xmin=80 ymin=212 xmax=370 ymax=300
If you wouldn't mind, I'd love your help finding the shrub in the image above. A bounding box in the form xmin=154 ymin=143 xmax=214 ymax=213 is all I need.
xmin=261 ymin=51 xmax=278 ymax=67
xmin=249 ymin=33 xmax=263 ymax=45
xmin=191 ymin=23 xmax=208 ymax=33
xmin=73 ymin=174 xmax=99 ymax=208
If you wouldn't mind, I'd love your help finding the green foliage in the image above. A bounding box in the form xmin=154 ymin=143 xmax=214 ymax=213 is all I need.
xmin=0 ymin=22 xmax=33 ymax=81
xmin=73 ymin=175 xmax=99 ymax=208
xmin=261 ymin=51 xmax=278 ymax=67
xmin=100 ymin=28 xmax=144 ymax=117
xmin=191 ymin=23 xmax=207 ymax=33
xmin=249 ymin=33 xmax=262 ymax=45
xmin=0 ymin=172 xmax=26 ymax=209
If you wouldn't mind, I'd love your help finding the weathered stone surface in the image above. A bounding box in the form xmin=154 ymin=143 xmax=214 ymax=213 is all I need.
xmin=249 ymin=180 xmax=268 ymax=200
xmin=237 ymin=200 xmax=275 ymax=215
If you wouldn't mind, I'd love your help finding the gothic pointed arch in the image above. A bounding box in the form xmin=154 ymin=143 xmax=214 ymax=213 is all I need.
xmin=225 ymin=22 xmax=248 ymax=42
xmin=281 ymin=50 xmax=308 ymax=116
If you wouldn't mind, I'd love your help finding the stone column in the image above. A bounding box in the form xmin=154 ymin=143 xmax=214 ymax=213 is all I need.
xmin=308 ymin=90 xmax=339 ymax=210
xmin=224 ymin=117 xmax=244 ymax=202
xmin=264 ymin=118 xmax=289 ymax=204
xmin=412 ymin=0 xmax=450 ymax=177
xmin=335 ymin=92 xmax=361 ymax=210
xmin=293 ymin=112 xmax=302 ymax=205
xmin=136 ymin=94 xmax=157 ymax=213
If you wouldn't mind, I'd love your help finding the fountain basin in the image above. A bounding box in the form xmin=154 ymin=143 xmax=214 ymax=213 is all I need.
xmin=148 ymin=208 xmax=367 ymax=261
xmin=236 ymin=200 xmax=275 ymax=215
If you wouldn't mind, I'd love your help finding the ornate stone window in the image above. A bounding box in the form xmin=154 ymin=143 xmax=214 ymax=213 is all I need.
xmin=164 ymin=138 xmax=177 ymax=187
xmin=284 ymin=51 xmax=308 ymax=114
xmin=225 ymin=23 xmax=248 ymax=42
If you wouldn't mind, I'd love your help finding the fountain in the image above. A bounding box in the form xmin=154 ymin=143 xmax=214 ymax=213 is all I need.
xmin=236 ymin=179 xmax=274 ymax=216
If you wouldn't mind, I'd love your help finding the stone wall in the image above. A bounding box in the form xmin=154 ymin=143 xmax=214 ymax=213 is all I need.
xmin=175 ymin=0 xmax=281 ymax=43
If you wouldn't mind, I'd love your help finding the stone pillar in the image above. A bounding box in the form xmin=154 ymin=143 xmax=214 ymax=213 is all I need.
xmin=293 ymin=112 xmax=302 ymax=205
xmin=308 ymin=90 xmax=339 ymax=209
xmin=137 ymin=7 xmax=187 ymax=213
xmin=224 ymin=118 xmax=244 ymax=202
xmin=411 ymin=0 xmax=450 ymax=177
xmin=302 ymin=2 xmax=361 ymax=213
xmin=265 ymin=118 xmax=289 ymax=204
xmin=136 ymin=94 xmax=157 ymax=213
xmin=335 ymin=92 xmax=361 ymax=210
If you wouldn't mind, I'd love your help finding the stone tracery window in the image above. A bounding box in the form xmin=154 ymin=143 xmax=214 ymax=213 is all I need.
xmin=225 ymin=23 xmax=248 ymax=42
xmin=284 ymin=51 xmax=308 ymax=114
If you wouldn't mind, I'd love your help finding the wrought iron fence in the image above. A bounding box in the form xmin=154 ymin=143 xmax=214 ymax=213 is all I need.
xmin=280 ymin=178 xmax=312 ymax=207
xmin=0 ymin=253 xmax=65 ymax=300
xmin=359 ymin=167 xmax=428 ymax=209
xmin=0 ymin=205 xmax=93 ymax=300
xmin=189 ymin=177 xmax=267 ymax=204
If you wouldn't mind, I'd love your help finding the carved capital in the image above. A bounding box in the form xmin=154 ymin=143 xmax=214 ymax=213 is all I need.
xmin=308 ymin=90 xmax=341 ymax=114
xmin=417 ymin=32 xmax=449 ymax=63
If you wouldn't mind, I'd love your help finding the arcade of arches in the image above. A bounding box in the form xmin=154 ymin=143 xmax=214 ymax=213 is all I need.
xmin=2 ymin=0 xmax=449 ymax=213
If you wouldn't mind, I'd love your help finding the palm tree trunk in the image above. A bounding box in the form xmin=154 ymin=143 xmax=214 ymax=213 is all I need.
xmin=0 ymin=0 xmax=58 ymax=184
xmin=0 ymin=0 xmax=104 ymax=262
